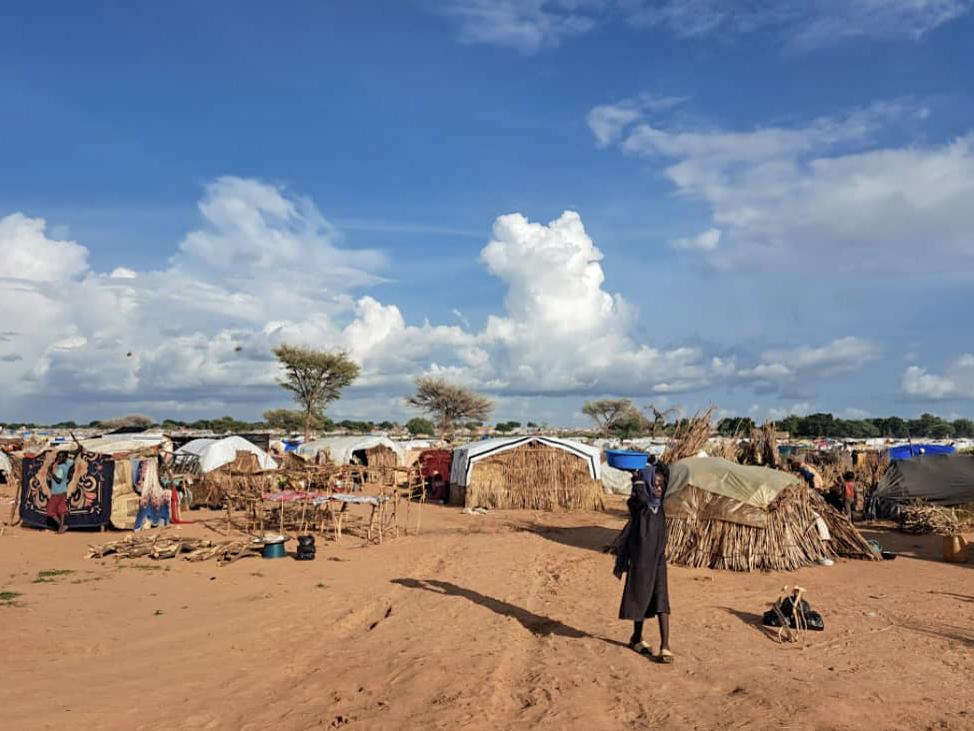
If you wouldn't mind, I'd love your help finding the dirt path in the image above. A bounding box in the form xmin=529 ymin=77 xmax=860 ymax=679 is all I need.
xmin=1 ymin=493 xmax=971 ymax=730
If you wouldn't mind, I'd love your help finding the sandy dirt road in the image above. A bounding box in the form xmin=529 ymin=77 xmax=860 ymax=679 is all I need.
xmin=1 ymin=490 xmax=971 ymax=731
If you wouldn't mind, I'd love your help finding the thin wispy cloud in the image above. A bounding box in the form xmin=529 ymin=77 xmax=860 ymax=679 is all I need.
xmin=434 ymin=0 xmax=972 ymax=52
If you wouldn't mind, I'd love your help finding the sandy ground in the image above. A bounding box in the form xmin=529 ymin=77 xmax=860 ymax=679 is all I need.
xmin=1 ymin=485 xmax=972 ymax=731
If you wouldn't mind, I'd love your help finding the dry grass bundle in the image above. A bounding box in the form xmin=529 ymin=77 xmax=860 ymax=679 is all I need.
xmin=662 ymin=406 xmax=716 ymax=464
xmin=88 ymin=532 xmax=260 ymax=564
xmin=464 ymin=445 xmax=604 ymax=512
xmin=666 ymin=484 xmax=877 ymax=571
xmin=853 ymin=450 xmax=888 ymax=494
xmin=897 ymin=503 xmax=961 ymax=535
xmin=363 ymin=445 xmax=397 ymax=468
xmin=740 ymin=422 xmax=779 ymax=467
xmin=708 ymin=439 xmax=741 ymax=462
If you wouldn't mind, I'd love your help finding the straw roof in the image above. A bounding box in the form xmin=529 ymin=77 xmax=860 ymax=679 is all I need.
xmin=450 ymin=436 xmax=601 ymax=487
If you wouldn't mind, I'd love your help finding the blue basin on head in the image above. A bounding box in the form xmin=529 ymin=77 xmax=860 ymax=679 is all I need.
xmin=605 ymin=449 xmax=649 ymax=470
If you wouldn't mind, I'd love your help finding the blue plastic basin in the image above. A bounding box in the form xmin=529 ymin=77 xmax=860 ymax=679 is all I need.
xmin=261 ymin=538 xmax=287 ymax=559
xmin=605 ymin=449 xmax=649 ymax=470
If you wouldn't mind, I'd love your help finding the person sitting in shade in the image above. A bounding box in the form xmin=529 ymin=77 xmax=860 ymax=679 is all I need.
xmin=614 ymin=464 xmax=673 ymax=663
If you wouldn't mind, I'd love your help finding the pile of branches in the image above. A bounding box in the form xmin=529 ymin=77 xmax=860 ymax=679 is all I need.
xmin=87 ymin=532 xmax=260 ymax=564
xmin=897 ymin=503 xmax=960 ymax=535
xmin=662 ymin=406 xmax=716 ymax=464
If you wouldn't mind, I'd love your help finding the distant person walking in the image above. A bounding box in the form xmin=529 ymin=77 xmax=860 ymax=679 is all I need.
xmin=614 ymin=464 xmax=673 ymax=663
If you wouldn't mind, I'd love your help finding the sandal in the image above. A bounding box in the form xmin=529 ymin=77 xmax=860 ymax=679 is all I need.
xmin=629 ymin=640 xmax=653 ymax=656
xmin=657 ymin=648 xmax=674 ymax=664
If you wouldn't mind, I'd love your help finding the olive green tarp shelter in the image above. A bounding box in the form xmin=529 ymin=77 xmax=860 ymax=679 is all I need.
xmin=665 ymin=457 xmax=801 ymax=528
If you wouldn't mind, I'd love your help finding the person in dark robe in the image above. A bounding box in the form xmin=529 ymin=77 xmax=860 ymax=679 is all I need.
xmin=614 ymin=464 xmax=673 ymax=663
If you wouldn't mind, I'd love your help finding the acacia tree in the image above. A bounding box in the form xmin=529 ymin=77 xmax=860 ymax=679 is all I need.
xmin=406 ymin=376 xmax=492 ymax=437
xmin=581 ymin=399 xmax=634 ymax=437
xmin=263 ymin=408 xmax=333 ymax=434
xmin=646 ymin=403 xmax=679 ymax=438
xmin=272 ymin=345 xmax=360 ymax=441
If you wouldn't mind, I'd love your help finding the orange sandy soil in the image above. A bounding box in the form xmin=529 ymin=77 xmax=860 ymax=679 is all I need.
xmin=1 ymin=485 xmax=971 ymax=731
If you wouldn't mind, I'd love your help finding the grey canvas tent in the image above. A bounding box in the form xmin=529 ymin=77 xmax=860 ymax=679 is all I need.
xmin=872 ymin=455 xmax=974 ymax=517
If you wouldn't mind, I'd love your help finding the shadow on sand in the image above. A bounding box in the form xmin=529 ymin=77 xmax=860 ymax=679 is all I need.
xmin=517 ymin=524 xmax=622 ymax=554
xmin=392 ymin=577 xmax=636 ymax=653
xmin=720 ymin=606 xmax=780 ymax=641
xmin=392 ymin=578 xmax=589 ymax=638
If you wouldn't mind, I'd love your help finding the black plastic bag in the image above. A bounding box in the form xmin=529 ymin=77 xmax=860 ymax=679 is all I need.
xmin=762 ymin=595 xmax=825 ymax=631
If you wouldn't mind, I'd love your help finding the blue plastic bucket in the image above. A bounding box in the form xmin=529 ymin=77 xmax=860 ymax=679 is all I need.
xmin=605 ymin=449 xmax=649 ymax=470
xmin=261 ymin=536 xmax=286 ymax=559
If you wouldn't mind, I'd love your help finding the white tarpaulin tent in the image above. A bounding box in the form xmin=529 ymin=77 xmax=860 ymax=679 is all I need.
xmin=0 ymin=451 xmax=11 ymax=474
xmin=601 ymin=462 xmax=632 ymax=495
xmin=295 ymin=436 xmax=405 ymax=465
xmin=450 ymin=436 xmax=601 ymax=487
xmin=176 ymin=436 xmax=277 ymax=473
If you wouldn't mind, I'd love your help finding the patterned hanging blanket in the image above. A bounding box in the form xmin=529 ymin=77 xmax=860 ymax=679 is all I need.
xmin=21 ymin=452 xmax=115 ymax=529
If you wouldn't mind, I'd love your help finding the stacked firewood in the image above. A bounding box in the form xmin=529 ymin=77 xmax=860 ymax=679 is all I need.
xmin=87 ymin=532 xmax=260 ymax=564
xmin=897 ymin=504 xmax=960 ymax=535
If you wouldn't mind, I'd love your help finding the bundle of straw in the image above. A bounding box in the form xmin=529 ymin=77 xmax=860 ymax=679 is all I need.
xmin=708 ymin=439 xmax=741 ymax=462
xmin=661 ymin=406 xmax=716 ymax=464
xmin=465 ymin=445 xmax=604 ymax=512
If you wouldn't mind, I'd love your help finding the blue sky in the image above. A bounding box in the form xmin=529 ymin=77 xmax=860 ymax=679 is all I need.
xmin=2 ymin=1 xmax=974 ymax=425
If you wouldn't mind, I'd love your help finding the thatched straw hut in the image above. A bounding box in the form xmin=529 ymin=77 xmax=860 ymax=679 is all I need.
xmin=664 ymin=457 xmax=877 ymax=571
xmin=450 ymin=437 xmax=603 ymax=511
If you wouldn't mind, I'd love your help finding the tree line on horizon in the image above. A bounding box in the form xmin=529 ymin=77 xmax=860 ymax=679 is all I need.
xmin=717 ymin=412 xmax=974 ymax=439
xmin=6 ymin=345 xmax=971 ymax=441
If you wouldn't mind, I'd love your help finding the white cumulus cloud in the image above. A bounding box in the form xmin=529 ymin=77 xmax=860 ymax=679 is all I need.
xmin=0 ymin=179 xmax=887 ymax=421
xmin=591 ymin=99 xmax=974 ymax=274
xmin=902 ymin=355 xmax=974 ymax=400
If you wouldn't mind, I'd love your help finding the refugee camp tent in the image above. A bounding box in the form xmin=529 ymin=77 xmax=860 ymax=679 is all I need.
xmin=872 ymin=454 xmax=974 ymax=517
xmin=295 ymin=436 xmax=404 ymax=467
xmin=662 ymin=457 xmax=876 ymax=571
xmin=176 ymin=436 xmax=277 ymax=473
xmin=887 ymin=443 xmax=955 ymax=460
xmin=450 ymin=436 xmax=603 ymax=511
